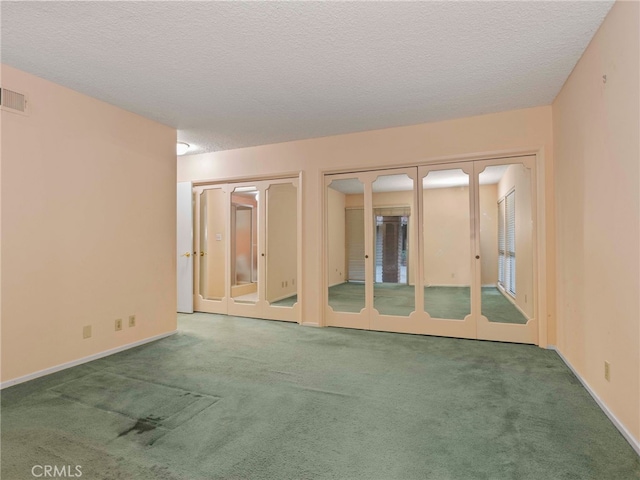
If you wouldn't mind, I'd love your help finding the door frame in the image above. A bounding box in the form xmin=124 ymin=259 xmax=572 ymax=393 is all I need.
xmin=177 ymin=181 xmax=194 ymax=314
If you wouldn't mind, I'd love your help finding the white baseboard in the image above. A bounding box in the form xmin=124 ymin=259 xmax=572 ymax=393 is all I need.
xmin=548 ymin=345 xmax=640 ymax=456
xmin=301 ymin=322 xmax=321 ymax=327
xmin=0 ymin=330 xmax=178 ymax=390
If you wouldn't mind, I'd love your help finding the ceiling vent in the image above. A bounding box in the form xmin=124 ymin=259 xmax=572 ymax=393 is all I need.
xmin=0 ymin=88 xmax=28 ymax=115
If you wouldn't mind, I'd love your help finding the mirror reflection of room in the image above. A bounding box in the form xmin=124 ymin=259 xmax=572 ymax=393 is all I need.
xmin=199 ymin=188 xmax=226 ymax=301
xmin=326 ymin=175 xmax=416 ymax=317
xmin=479 ymin=164 xmax=533 ymax=324
xmin=371 ymin=174 xmax=415 ymax=317
xmin=265 ymin=183 xmax=298 ymax=308
xmin=327 ymin=178 xmax=366 ymax=313
xmin=422 ymin=169 xmax=472 ymax=320
xmin=231 ymin=187 xmax=259 ymax=304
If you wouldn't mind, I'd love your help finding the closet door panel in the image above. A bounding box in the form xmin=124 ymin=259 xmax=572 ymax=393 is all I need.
xmin=416 ymin=163 xmax=477 ymax=340
xmin=194 ymin=185 xmax=229 ymax=314
xmin=325 ymin=174 xmax=369 ymax=329
xmin=262 ymin=178 xmax=300 ymax=322
xmin=474 ymin=157 xmax=537 ymax=344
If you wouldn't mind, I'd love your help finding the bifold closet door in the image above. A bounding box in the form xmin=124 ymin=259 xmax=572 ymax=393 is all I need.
xmin=325 ymin=168 xmax=420 ymax=331
xmin=194 ymin=185 xmax=229 ymax=314
xmin=261 ymin=178 xmax=300 ymax=322
xmin=325 ymin=157 xmax=538 ymax=345
xmin=227 ymin=182 xmax=262 ymax=318
xmin=474 ymin=157 xmax=537 ymax=344
xmin=417 ymin=163 xmax=477 ymax=339
xmin=194 ymin=178 xmax=301 ymax=323
xmin=325 ymin=172 xmax=370 ymax=329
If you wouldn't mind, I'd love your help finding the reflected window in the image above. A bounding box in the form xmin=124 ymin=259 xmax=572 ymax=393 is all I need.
xmin=479 ymin=163 xmax=531 ymax=324
xmin=372 ymin=174 xmax=415 ymax=317
xmin=498 ymin=190 xmax=516 ymax=296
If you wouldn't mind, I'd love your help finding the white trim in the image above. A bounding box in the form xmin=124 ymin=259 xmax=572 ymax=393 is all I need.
xmin=0 ymin=330 xmax=178 ymax=390
xmin=301 ymin=322 xmax=321 ymax=327
xmin=548 ymin=345 xmax=640 ymax=456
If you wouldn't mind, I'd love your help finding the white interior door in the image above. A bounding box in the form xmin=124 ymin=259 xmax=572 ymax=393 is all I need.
xmin=177 ymin=181 xmax=194 ymax=313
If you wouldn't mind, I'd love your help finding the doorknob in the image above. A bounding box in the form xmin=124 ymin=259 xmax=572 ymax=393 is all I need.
xmin=365 ymin=255 xmax=369 ymax=259
xmin=475 ymin=255 xmax=480 ymax=259
xmin=181 ymin=252 xmax=191 ymax=258
xmin=200 ymin=252 xmax=206 ymax=257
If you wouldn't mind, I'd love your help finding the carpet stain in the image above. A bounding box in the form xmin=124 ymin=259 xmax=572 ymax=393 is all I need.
xmin=118 ymin=416 xmax=162 ymax=437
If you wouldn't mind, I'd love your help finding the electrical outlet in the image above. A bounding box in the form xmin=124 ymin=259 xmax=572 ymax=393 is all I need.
xmin=115 ymin=319 xmax=123 ymax=331
xmin=292 ymin=279 xmax=295 ymax=286
xmin=285 ymin=281 xmax=288 ymax=287
xmin=128 ymin=315 xmax=136 ymax=327
xmin=83 ymin=325 xmax=92 ymax=339
xmin=604 ymin=361 xmax=610 ymax=381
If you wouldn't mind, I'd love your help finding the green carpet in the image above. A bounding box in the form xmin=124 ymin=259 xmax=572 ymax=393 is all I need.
xmin=2 ymin=314 xmax=638 ymax=480
xmin=424 ymin=285 xmax=470 ymax=319
xmin=271 ymin=295 xmax=298 ymax=307
xmin=329 ymin=283 xmax=528 ymax=323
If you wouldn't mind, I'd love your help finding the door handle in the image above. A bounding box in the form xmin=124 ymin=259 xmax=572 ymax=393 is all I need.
xmin=181 ymin=252 xmax=191 ymax=258
xmin=200 ymin=252 xmax=206 ymax=257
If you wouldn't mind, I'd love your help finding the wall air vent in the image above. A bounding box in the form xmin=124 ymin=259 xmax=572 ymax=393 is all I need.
xmin=0 ymin=88 xmax=28 ymax=115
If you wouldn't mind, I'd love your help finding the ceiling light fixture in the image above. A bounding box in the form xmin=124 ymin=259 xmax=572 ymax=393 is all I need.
xmin=176 ymin=142 xmax=190 ymax=156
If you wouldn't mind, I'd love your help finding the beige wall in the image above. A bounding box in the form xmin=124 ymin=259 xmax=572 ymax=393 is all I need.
xmin=479 ymin=184 xmax=499 ymax=285
xmin=423 ymin=185 xmax=498 ymax=286
xmin=424 ymin=186 xmax=471 ymax=286
xmin=497 ymin=164 xmax=534 ymax=318
xmin=266 ymin=183 xmax=298 ymax=302
xmin=1 ymin=65 xmax=177 ymax=383
xmin=327 ymin=187 xmax=346 ymax=286
xmin=553 ymin=1 xmax=639 ymax=443
xmin=178 ymin=105 xmax=553 ymax=331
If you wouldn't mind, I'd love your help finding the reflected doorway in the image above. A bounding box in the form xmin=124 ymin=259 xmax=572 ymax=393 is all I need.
xmin=231 ymin=187 xmax=259 ymax=304
xmin=375 ymin=215 xmax=408 ymax=284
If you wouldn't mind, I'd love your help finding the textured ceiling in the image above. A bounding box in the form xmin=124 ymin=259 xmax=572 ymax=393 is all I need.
xmin=2 ymin=1 xmax=614 ymax=154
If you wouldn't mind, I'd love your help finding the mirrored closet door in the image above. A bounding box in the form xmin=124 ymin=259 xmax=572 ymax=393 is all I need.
xmin=474 ymin=157 xmax=537 ymax=343
xmin=325 ymin=168 xmax=420 ymax=331
xmin=325 ymin=157 xmax=538 ymax=344
xmin=194 ymin=177 xmax=300 ymax=323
